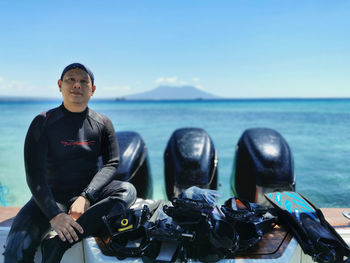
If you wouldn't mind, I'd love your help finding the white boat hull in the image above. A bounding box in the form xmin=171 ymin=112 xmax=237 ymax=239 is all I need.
xmin=1 ymin=208 xmax=349 ymax=263
xmin=0 ymin=226 xmax=322 ymax=263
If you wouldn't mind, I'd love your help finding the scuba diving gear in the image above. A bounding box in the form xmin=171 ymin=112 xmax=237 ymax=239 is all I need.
xmin=164 ymin=128 xmax=218 ymax=200
xmin=147 ymin=218 xmax=195 ymax=262
xmin=99 ymin=188 xmax=277 ymax=262
xmin=164 ymin=197 xmax=214 ymax=224
xmin=161 ymin=187 xmax=276 ymax=261
xmin=221 ymin=197 xmax=277 ymax=251
xmin=103 ymin=205 xmax=150 ymax=239
xmin=177 ymin=185 xmax=220 ymax=206
xmin=148 ymin=218 xmax=195 ymax=243
xmin=266 ymin=191 xmax=350 ymax=263
xmin=231 ymin=128 xmax=295 ymax=204
xmin=101 ymin=199 xmax=163 ymax=259
xmin=104 ymin=206 xmax=151 ymax=259
xmin=163 ymin=199 xmax=238 ymax=261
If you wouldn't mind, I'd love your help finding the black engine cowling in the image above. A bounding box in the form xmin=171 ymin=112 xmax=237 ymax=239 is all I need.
xmin=164 ymin=128 xmax=218 ymax=200
xmin=231 ymin=128 xmax=295 ymax=204
xmin=115 ymin=131 xmax=153 ymax=199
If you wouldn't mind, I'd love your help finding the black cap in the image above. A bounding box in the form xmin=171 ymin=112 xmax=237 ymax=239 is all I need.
xmin=60 ymin=63 xmax=94 ymax=85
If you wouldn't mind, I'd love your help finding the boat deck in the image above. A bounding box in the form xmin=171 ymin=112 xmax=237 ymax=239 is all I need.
xmin=1 ymin=207 xmax=350 ymax=262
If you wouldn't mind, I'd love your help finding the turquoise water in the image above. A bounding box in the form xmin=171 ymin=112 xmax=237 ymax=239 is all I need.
xmin=1 ymin=99 xmax=350 ymax=208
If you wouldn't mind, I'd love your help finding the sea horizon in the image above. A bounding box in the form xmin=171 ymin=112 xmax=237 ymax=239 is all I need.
xmin=1 ymin=96 xmax=350 ymax=103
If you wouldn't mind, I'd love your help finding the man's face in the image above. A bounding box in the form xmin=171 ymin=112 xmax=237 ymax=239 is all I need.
xmin=58 ymin=68 xmax=96 ymax=108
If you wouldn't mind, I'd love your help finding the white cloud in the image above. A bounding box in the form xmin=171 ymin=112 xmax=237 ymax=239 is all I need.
xmin=0 ymin=79 xmax=24 ymax=92
xmin=155 ymin=77 xmax=163 ymax=84
xmin=0 ymin=78 xmax=59 ymax=98
xmin=121 ymin=86 xmax=131 ymax=91
xmin=155 ymin=77 xmax=178 ymax=85
xmin=155 ymin=76 xmax=203 ymax=89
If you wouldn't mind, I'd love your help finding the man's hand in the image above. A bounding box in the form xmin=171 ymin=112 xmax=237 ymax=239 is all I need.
xmin=49 ymin=213 xmax=84 ymax=243
xmin=69 ymin=196 xmax=91 ymax=220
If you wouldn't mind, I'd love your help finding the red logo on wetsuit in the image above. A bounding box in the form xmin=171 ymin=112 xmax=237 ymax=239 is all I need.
xmin=60 ymin=140 xmax=96 ymax=147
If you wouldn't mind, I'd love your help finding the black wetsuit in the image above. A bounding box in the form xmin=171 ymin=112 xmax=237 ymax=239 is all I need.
xmin=4 ymin=104 xmax=137 ymax=263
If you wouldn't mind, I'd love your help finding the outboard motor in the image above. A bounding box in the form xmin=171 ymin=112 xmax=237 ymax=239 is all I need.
xmin=164 ymin=128 xmax=218 ymax=200
xmin=231 ymin=128 xmax=295 ymax=205
xmin=115 ymin=131 xmax=153 ymax=199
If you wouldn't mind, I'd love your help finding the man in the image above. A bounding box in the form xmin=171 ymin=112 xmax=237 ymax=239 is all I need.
xmin=3 ymin=63 xmax=137 ymax=263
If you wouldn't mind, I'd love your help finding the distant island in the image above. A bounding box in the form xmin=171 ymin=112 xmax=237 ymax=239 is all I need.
xmin=117 ymin=86 xmax=220 ymax=100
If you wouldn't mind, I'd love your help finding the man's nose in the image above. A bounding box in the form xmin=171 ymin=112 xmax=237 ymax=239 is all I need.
xmin=72 ymin=81 xmax=81 ymax=89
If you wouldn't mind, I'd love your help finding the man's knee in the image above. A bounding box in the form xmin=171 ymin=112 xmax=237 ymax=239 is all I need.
xmin=122 ymin=181 xmax=137 ymax=206
xmin=104 ymin=180 xmax=137 ymax=207
xmin=116 ymin=181 xmax=137 ymax=207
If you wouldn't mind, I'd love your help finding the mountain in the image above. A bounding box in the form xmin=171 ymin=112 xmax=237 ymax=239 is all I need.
xmin=121 ymin=86 xmax=220 ymax=100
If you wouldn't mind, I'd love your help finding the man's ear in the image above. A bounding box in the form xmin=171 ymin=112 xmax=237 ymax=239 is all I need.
xmin=58 ymin=79 xmax=62 ymax=92
xmin=91 ymin=85 xmax=96 ymax=96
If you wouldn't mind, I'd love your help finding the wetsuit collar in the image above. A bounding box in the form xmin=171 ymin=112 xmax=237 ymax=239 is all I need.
xmin=60 ymin=103 xmax=88 ymax=116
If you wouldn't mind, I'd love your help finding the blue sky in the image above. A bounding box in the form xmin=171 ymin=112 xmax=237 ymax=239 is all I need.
xmin=0 ymin=1 xmax=349 ymax=98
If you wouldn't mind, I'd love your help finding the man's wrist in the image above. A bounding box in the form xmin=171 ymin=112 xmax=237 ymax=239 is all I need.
xmin=79 ymin=194 xmax=91 ymax=204
xmin=81 ymin=187 xmax=98 ymax=203
xmin=80 ymin=191 xmax=93 ymax=203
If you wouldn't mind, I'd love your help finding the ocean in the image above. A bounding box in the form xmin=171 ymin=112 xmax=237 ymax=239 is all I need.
xmin=1 ymin=99 xmax=350 ymax=208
